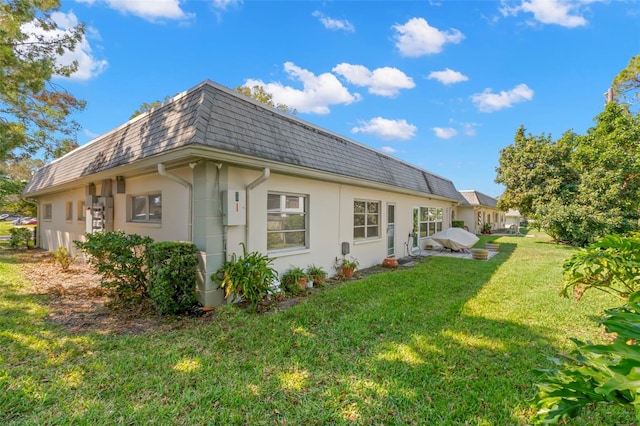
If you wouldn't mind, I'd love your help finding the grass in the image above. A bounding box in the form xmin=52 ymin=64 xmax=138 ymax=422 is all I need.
xmin=0 ymin=233 xmax=635 ymax=425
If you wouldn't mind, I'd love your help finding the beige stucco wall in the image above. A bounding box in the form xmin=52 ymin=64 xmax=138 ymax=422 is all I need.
xmin=455 ymin=206 xmax=506 ymax=233
xmin=225 ymin=166 xmax=455 ymax=278
xmin=37 ymin=167 xmax=192 ymax=255
xmin=34 ymin=161 xmax=457 ymax=305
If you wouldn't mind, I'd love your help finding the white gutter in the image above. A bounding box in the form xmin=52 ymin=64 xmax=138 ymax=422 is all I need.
xmin=157 ymin=163 xmax=193 ymax=242
xmin=245 ymin=168 xmax=270 ymax=250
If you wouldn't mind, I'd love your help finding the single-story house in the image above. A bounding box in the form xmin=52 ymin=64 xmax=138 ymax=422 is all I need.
xmin=23 ymin=80 xmax=464 ymax=307
xmin=505 ymin=209 xmax=522 ymax=229
xmin=456 ymin=190 xmax=505 ymax=234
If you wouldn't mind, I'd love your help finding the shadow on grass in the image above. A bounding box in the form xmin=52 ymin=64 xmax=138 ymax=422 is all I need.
xmin=1 ymin=239 xmax=631 ymax=424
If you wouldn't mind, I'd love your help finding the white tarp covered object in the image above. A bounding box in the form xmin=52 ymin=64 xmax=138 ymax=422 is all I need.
xmin=430 ymin=227 xmax=479 ymax=251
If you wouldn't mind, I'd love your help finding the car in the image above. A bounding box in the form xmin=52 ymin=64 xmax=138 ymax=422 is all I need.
xmin=22 ymin=218 xmax=37 ymax=225
xmin=3 ymin=214 xmax=21 ymax=222
xmin=0 ymin=214 xmax=8 ymax=221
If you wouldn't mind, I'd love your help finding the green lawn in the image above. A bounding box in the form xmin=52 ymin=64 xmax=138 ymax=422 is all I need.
xmin=0 ymin=233 xmax=634 ymax=425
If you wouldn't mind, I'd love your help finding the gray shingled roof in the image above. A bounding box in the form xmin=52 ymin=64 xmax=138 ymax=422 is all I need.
xmin=25 ymin=80 xmax=461 ymax=201
xmin=459 ymin=190 xmax=498 ymax=208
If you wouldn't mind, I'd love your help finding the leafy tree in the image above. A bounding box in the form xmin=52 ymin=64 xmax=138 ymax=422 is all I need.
xmin=495 ymin=126 xmax=579 ymax=218
xmin=0 ymin=0 xmax=86 ymax=161
xmin=0 ymin=158 xmax=42 ymax=214
xmin=129 ymin=96 xmax=174 ymax=119
xmin=612 ymin=54 xmax=640 ymax=108
xmin=235 ymin=85 xmax=297 ymax=115
xmin=496 ymin=103 xmax=640 ymax=245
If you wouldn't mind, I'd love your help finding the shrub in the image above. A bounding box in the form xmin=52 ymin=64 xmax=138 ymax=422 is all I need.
xmin=74 ymin=231 xmax=153 ymax=305
xmin=212 ymin=243 xmax=278 ymax=313
xmin=53 ymin=246 xmax=78 ymax=272
xmin=562 ymin=233 xmax=640 ymax=301
xmin=306 ymin=264 xmax=327 ymax=285
xmin=532 ymin=291 xmax=640 ymax=423
xmin=146 ymin=241 xmax=199 ymax=315
xmin=9 ymin=227 xmax=32 ymax=249
xmin=281 ymin=266 xmax=307 ymax=294
xmin=452 ymin=220 xmax=465 ymax=228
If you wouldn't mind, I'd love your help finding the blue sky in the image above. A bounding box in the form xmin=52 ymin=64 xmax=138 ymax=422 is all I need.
xmin=46 ymin=0 xmax=639 ymax=197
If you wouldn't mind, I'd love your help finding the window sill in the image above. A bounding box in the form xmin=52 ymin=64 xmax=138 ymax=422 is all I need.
xmin=354 ymin=237 xmax=382 ymax=245
xmin=126 ymin=221 xmax=162 ymax=228
xmin=268 ymin=248 xmax=310 ymax=258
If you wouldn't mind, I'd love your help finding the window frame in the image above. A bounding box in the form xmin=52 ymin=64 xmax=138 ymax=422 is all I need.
xmin=128 ymin=193 xmax=162 ymax=223
xmin=42 ymin=203 xmax=52 ymax=221
xmin=77 ymin=200 xmax=86 ymax=221
xmin=267 ymin=192 xmax=308 ymax=253
xmin=418 ymin=207 xmax=443 ymax=238
xmin=65 ymin=201 xmax=73 ymax=221
xmin=353 ymin=199 xmax=381 ymax=241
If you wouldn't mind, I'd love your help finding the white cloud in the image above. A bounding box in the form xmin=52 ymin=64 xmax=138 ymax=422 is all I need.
xmin=433 ymin=127 xmax=457 ymax=139
xmin=332 ymin=63 xmax=415 ymax=97
xmin=312 ymin=11 xmax=355 ymax=32
xmin=213 ymin=0 xmax=243 ymax=11
xmin=77 ymin=0 xmax=193 ymax=22
xmin=351 ymin=117 xmax=417 ymax=141
xmin=500 ymin=0 xmax=593 ymax=27
xmin=460 ymin=122 xmax=479 ymax=136
xmin=427 ymin=68 xmax=469 ymax=85
xmin=392 ymin=17 xmax=464 ymax=57
xmin=380 ymin=146 xmax=397 ymax=154
xmin=471 ymin=83 xmax=534 ymax=112
xmin=20 ymin=11 xmax=107 ymax=81
xmin=244 ymin=62 xmax=361 ymax=114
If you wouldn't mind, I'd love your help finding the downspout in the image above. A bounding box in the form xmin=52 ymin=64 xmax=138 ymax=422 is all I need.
xmin=157 ymin=163 xmax=193 ymax=242
xmin=245 ymin=168 xmax=270 ymax=251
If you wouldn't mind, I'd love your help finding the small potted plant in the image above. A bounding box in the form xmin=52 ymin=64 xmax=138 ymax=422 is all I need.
xmin=335 ymin=256 xmax=359 ymax=279
xmin=281 ymin=266 xmax=308 ymax=294
xmin=306 ymin=264 xmax=327 ymax=286
xmin=481 ymin=223 xmax=492 ymax=234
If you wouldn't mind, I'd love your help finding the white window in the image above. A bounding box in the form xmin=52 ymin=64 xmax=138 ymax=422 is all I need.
xmin=43 ymin=203 xmax=52 ymax=221
xmin=77 ymin=201 xmax=86 ymax=221
xmin=65 ymin=201 xmax=73 ymax=221
xmin=354 ymin=200 xmax=380 ymax=240
xmin=129 ymin=193 xmax=162 ymax=223
xmin=267 ymin=193 xmax=307 ymax=251
xmin=419 ymin=207 xmax=443 ymax=238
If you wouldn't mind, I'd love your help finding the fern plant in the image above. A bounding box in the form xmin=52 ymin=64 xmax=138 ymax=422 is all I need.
xmin=212 ymin=243 xmax=278 ymax=313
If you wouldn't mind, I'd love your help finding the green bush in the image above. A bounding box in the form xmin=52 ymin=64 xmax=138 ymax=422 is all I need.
xmin=452 ymin=220 xmax=465 ymax=228
xmin=53 ymin=246 xmax=77 ymax=272
xmin=146 ymin=241 xmax=199 ymax=315
xmin=74 ymin=231 xmax=153 ymax=305
xmin=532 ymin=291 xmax=640 ymax=423
xmin=562 ymin=233 xmax=640 ymax=301
xmin=280 ymin=266 xmax=307 ymax=295
xmin=212 ymin=243 xmax=278 ymax=313
xmin=9 ymin=227 xmax=32 ymax=249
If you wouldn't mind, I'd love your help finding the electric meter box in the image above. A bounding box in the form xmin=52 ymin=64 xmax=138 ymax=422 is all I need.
xmin=222 ymin=190 xmax=246 ymax=226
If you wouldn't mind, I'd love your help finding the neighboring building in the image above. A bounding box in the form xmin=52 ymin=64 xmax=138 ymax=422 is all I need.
xmin=24 ymin=80 xmax=464 ymax=307
xmin=505 ymin=209 xmax=522 ymax=229
xmin=456 ymin=190 xmax=505 ymax=234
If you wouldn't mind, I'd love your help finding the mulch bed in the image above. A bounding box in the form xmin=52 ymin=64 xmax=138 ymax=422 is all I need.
xmin=7 ymin=248 xmax=416 ymax=335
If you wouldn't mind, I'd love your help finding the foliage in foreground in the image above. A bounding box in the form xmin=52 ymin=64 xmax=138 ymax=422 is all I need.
xmin=75 ymin=232 xmax=199 ymax=314
xmin=8 ymin=226 xmax=32 ymax=249
xmin=533 ymin=291 xmax=640 ymax=423
xmin=1 ymin=234 xmax=634 ymax=424
xmin=563 ymin=233 xmax=640 ymax=301
xmin=212 ymin=242 xmax=278 ymax=312
xmin=146 ymin=241 xmax=199 ymax=315
xmin=75 ymin=231 xmax=153 ymax=304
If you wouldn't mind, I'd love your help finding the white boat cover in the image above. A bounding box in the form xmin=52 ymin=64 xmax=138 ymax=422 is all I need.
xmin=430 ymin=228 xmax=480 ymax=251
